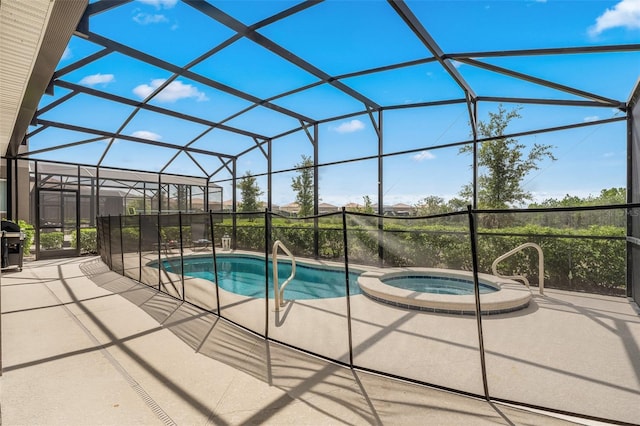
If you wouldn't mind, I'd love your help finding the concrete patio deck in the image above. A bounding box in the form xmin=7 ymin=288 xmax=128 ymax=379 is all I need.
xmin=0 ymin=257 xmax=629 ymax=425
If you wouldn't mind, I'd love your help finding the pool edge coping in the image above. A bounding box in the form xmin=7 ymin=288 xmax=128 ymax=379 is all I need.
xmin=358 ymin=268 xmax=532 ymax=315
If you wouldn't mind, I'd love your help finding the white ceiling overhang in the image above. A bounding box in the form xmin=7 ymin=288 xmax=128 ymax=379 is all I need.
xmin=0 ymin=0 xmax=87 ymax=158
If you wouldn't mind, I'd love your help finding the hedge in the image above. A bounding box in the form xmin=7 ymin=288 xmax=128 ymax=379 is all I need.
xmin=40 ymin=232 xmax=64 ymax=250
xmin=213 ymin=220 xmax=626 ymax=296
xmin=71 ymin=228 xmax=98 ymax=254
xmin=18 ymin=220 xmax=35 ymax=256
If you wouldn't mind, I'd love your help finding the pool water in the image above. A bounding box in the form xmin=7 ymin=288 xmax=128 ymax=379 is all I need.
xmin=382 ymin=275 xmax=498 ymax=295
xmin=162 ymin=255 xmax=362 ymax=299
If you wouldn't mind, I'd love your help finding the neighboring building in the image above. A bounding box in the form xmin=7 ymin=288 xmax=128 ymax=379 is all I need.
xmin=343 ymin=202 xmax=362 ymax=211
xmin=279 ymin=202 xmax=300 ymax=216
xmin=318 ymin=202 xmax=339 ymax=214
xmin=222 ymin=199 xmax=238 ymax=212
xmin=370 ymin=203 xmax=416 ymax=216
xmin=222 ymin=200 xmax=278 ymax=212
xmin=390 ymin=203 xmax=415 ymax=216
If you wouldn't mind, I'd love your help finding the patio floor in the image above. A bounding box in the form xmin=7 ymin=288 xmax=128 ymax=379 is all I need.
xmin=0 ymin=256 xmax=634 ymax=425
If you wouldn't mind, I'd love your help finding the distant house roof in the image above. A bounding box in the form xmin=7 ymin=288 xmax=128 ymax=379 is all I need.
xmin=318 ymin=202 xmax=339 ymax=213
xmin=280 ymin=202 xmax=300 ymax=213
xmin=222 ymin=200 xmax=276 ymax=210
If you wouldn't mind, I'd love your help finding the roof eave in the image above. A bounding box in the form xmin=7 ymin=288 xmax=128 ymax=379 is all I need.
xmin=1 ymin=0 xmax=88 ymax=158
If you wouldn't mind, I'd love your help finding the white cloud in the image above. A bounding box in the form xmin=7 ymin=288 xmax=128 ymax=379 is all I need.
xmin=137 ymin=0 xmax=177 ymax=9
xmin=589 ymin=0 xmax=640 ymax=36
xmin=133 ymin=13 xmax=168 ymax=25
xmin=133 ymin=79 xmax=209 ymax=102
xmin=333 ymin=119 xmax=365 ymax=133
xmin=412 ymin=151 xmax=436 ymax=162
xmin=79 ymin=73 xmax=115 ymax=86
xmin=131 ymin=130 xmax=162 ymax=141
xmin=61 ymin=47 xmax=72 ymax=60
xmin=583 ymin=115 xmax=600 ymax=122
xmin=134 ymin=0 xmax=175 ymax=25
xmin=603 ymin=152 xmax=616 ymax=157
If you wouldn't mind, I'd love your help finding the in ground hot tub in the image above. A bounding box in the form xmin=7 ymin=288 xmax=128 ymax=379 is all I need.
xmin=358 ymin=268 xmax=531 ymax=315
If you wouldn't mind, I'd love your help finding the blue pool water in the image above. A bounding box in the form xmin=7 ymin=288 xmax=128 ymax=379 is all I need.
xmin=382 ymin=275 xmax=498 ymax=295
xmin=161 ymin=255 xmax=362 ymax=299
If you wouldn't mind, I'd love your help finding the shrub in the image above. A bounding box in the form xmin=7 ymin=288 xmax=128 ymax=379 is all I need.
xmin=98 ymin=215 xmax=627 ymax=296
xmin=121 ymin=227 xmax=139 ymax=250
xmin=476 ymin=224 xmax=626 ymax=295
xmin=160 ymin=226 xmax=181 ymax=246
xmin=17 ymin=220 xmax=34 ymax=256
xmin=71 ymin=228 xmax=98 ymax=254
xmin=40 ymin=232 xmax=64 ymax=250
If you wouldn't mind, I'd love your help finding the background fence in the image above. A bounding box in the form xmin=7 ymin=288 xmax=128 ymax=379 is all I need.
xmin=95 ymin=205 xmax=639 ymax=424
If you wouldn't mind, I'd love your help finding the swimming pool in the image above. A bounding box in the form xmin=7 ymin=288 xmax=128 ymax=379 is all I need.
xmin=156 ymin=256 xmax=530 ymax=314
xmin=160 ymin=254 xmax=362 ymax=300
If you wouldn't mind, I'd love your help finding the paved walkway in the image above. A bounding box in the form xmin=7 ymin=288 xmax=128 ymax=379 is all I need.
xmin=1 ymin=257 xmax=602 ymax=425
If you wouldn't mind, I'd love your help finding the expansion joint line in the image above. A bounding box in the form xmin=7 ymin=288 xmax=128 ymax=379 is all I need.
xmin=34 ymin=268 xmax=177 ymax=426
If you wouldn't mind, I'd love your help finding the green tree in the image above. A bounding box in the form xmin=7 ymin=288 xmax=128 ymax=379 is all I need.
xmin=446 ymin=197 xmax=469 ymax=212
xmin=415 ymin=195 xmax=446 ymax=215
xmin=359 ymin=195 xmax=375 ymax=214
xmin=530 ymin=187 xmax=625 ymax=208
xmin=460 ymin=105 xmax=556 ymax=209
xmin=238 ymin=171 xmax=263 ymax=212
xmin=595 ymin=187 xmax=625 ymax=205
xmin=176 ymin=184 xmax=188 ymax=211
xmin=528 ymin=187 xmax=627 ymax=228
xmin=291 ymin=155 xmax=314 ymax=217
xmin=529 ymin=194 xmax=583 ymax=209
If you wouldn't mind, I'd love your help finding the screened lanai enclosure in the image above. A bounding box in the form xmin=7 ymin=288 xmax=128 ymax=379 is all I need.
xmin=1 ymin=0 xmax=640 ymax=424
xmin=26 ymin=161 xmax=222 ymax=258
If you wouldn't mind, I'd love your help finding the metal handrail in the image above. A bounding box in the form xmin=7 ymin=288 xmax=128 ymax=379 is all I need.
xmin=273 ymin=240 xmax=296 ymax=311
xmin=491 ymin=242 xmax=544 ymax=295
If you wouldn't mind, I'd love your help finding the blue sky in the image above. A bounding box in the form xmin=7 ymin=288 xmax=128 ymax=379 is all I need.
xmin=31 ymin=0 xmax=640 ymax=207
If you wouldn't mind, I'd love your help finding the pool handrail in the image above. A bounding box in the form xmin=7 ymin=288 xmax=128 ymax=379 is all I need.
xmin=491 ymin=242 xmax=544 ymax=295
xmin=273 ymin=240 xmax=296 ymax=311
